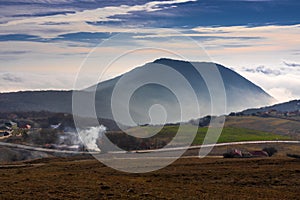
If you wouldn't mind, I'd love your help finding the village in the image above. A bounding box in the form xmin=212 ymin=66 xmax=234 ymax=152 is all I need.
xmin=0 ymin=114 xmax=280 ymax=160
xmin=0 ymin=120 xmax=31 ymax=138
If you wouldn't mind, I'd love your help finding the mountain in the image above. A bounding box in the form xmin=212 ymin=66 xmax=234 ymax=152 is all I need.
xmin=241 ymin=99 xmax=300 ymax=115
xmin=0 ymin=58 xmax=274 ymax=125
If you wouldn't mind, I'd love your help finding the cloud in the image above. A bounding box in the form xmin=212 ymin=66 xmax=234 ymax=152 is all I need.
xmin=283 ymin=61 xmax=300 ymax=68
xmin=268 ymin=87 xmax=294 ymax=103
xmin=0 ymin=73 xmax=23 ymax=83
xmin=133 ymin=33 xmax=262 ymax=40
xmin=0 ymin=34 xmax=44 ymax=42
xmin=0 ymin=32 xmax=114 ymax=44
xmin=2 ymin=0 xmax=299 ymax=30
xmin=2 ymin=0 xmax=74 ymax=3
xmin=0 ymin=72 xmax=77 ymax=92
xmin=233 ymin=0 xmax=274 ymax=1
xmin=243 ymin=66 xmax=281 ymax=76
xmin=0 ymin=0 xmax=197 ymax=40
xmin=238 ymin=70 xmax=300 ymax=102
xmin=3 ymin=0 xmax=196 ymax=25
xmin=256 ymin=66 xmax=281 ymax=76
xmin=12 ymin=11 xmax=76 ymax=18
xmin=0 ymin=50 xmax=30 ymax=55
xmin=53 ymin=32 xmax=115 ymax=43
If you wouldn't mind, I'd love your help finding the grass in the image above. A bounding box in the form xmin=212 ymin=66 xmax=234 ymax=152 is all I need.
xmin=193 ymin=127 xmax=291 ymax=145
xmin=1 ymin=156 xmax=300 ymax=199
xmin=125 ymin=125 xmax=292 ymax=146
xmin=225 ymin=116 xmax=300 ymax=138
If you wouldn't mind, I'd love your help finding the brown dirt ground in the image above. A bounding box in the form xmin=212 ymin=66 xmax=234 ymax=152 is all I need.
xmin=0 ymin=154 xmax=300 ymax=200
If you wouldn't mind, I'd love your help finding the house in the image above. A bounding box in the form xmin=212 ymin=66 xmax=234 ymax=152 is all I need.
xmin=223 ymin=149 xmax=243 ymax=158
xmin=224 ymin=149 xmax=271 ymax=158
xmin=4 ymin=121 xmax=17 ymax=129
xmin=0 ymin=121 xmax=17 ymax=137
xmin=232 ymin=149 xmax=243 ymax=157
xmin=249 ymin=151 xmax=269 ymax=157
xmin=20 ymin=124 xmax=31 ymax=129
xmin=267 ymin=109 xmax=278 ymax=115
xmin=287 ymin=111 xmax=298 ymax=117
xmin=0 ymin=125 xmax=11 ymax=132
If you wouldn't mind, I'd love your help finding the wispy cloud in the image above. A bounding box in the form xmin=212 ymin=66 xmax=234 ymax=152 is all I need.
xmin=0 ymin=72 xmax=77 ymax=92
xmin=3 ymin=0 xmax=196 ymax=25
xmin=0 ymin=32 xmax=115 ymax=45
xmin=283 ymin=61 xmax=300 ymax=67
xmin=243 ymin=66 xmax=281 ymax=76
xmin=240 ymin=71 xmax=300 ymax=103
xmin=0 ymin=0 xmax=196 ymax=39
xmin=1 ymin=73 xmax=23 ymax=83
xmin=0 ymin=34 xmax=44 ymax=42
xmin=0 ymin=50 xmax=30 ymax=55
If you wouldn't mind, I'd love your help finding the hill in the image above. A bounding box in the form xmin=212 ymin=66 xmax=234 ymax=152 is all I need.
xmin=225 ymin=116 xmax=300 ymax=139
xmin=241 ymin=99 xmax=300 ymax=115
xmin=0 ymin=58 xmax=274 ymax=124
xmin=120 ymin=125 xmax=291 ymax=148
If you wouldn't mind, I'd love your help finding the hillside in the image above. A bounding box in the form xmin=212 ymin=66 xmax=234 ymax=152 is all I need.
xmin=225 ymin=116 xmax=300 ymax=139
xmin=121 ymin=125 xmax=291 ymax=148
xmin=0 ymin=58 xmax=274 ymax=125
xmin=106 ymin=115 xmax=298 ymax=151
xmin=242 ymin=99 xmax=300 ymax=115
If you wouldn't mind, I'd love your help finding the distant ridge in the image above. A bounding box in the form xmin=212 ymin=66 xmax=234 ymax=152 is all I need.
xmin=242 ymin=99 xmax=300 ymax=115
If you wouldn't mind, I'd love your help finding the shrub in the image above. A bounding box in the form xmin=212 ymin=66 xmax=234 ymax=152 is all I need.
xmin=262 ymin=147 xmax=278 ymax=157
xmin=31 ymin=129 xmax=59 ymax=145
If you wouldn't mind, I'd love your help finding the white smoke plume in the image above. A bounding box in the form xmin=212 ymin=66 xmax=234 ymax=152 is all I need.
xmin=78 ymin=125 xmax=106 ymax=152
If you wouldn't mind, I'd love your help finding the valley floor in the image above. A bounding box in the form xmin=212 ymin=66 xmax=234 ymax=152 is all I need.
xmin=0 ymin=155 xmax=299 ymax=199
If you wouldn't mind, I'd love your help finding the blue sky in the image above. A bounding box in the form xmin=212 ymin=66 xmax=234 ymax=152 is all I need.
xmin=0 ymin=0 xmax=300 ymax=102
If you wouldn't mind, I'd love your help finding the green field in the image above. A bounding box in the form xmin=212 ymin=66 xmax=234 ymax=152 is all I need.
xmin=193 ymin=127 xmax=291 ymax=145
xmin=126 ymin=125 xmax=292 ymax=146
xmin=225 ymin=116 xmax=300 ymax=137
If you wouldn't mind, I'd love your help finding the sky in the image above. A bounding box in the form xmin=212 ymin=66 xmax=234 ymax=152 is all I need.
xmin=0 ymin=0 xmax=300 ymax=103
